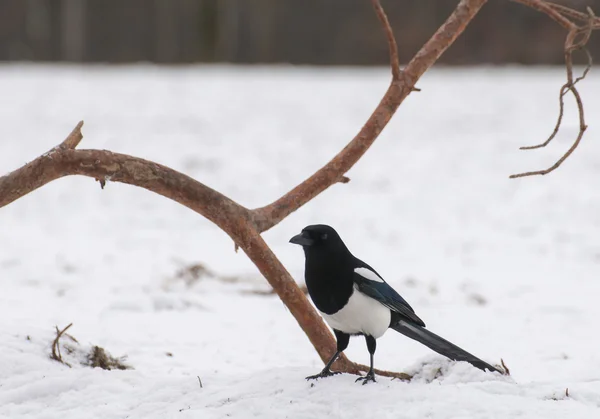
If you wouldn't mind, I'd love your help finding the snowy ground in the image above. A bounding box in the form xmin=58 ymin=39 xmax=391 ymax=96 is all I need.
xmin=1 ymin=65 xmax=600 ymax=418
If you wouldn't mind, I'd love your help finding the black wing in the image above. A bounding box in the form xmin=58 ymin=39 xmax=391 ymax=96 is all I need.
xmin=352 ymin=262 xmax=425 ymax=327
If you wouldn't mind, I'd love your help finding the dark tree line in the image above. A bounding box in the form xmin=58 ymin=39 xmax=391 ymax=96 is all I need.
xmin=0 ymin=0 xmax=598 ymax=64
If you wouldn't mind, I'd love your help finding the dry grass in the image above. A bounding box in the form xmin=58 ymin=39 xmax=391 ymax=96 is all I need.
xmin=85 ymin=346 xmax=130 ymax=371
xmin=49 ymin=323 xmax=131 ymax=370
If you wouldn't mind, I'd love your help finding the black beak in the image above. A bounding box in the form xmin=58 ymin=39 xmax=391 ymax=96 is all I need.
xmin=289 ymin=232 xmax=315 ymax=247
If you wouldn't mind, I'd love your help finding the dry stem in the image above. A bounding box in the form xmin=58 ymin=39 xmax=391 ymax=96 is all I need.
xmin=500 ymin=358 xmax=511 ymax=376
xmin=51 ymin=323 xmax=74 ymax=366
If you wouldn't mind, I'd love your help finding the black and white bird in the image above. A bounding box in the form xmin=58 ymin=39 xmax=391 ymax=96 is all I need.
xmin=290 ymin=224 xmax=500 ymax=384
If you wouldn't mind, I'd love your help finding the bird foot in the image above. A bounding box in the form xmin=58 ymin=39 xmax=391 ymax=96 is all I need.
xmin=305 ymin=369 xmax=341 ymax=381
xmin=355 ymin=372 xmax=376 ymax=385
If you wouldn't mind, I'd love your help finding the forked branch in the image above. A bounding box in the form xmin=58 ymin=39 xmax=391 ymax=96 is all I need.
xmin=252 ymin=0 xmax=488 ymax=233
xmin=0 ymin=0 xmax=491 ymax=380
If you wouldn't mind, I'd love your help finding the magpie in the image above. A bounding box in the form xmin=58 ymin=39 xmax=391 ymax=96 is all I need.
xmin=290 ymin=224 xmax=500 ymax=384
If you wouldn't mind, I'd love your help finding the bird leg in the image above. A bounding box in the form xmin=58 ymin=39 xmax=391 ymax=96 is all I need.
xmin=306 ymin=350 xmax=342 ymax=380
xmin=355 ymin=353 xmax=376 ymax=385
xmin=355 ymin=336 xmax=377 ymax=385
xmin=354 ymin=354 xmax=377 ymax=386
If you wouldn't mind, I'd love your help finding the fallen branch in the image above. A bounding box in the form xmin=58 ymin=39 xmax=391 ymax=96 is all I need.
xmin=0 ymin=0 xmax=489 ymax=379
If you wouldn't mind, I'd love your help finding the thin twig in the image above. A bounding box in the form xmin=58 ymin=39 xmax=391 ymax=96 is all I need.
xmin=51 ymin=323 xmax=74 ymax=365
xmin=573 ymin=48 xmax=593 ymax=85
xmin=500 ymin=358 xmax=511 ymax=376
xmin=511 ymin=3 xmax=595 ymax=178
xmin=59 ymin=121 xmax=84 ymax=150
xmin=371 ymin=0 xmax=401 ymax=80
xmin=519 ymin=47 xmax=591 ymax=151
xmin=511 ymin=0 xmax=575 ymax=29
xmin=548 ymin=3 xmax=600 ymax=29
xmin=510 ymin=115 xmax=587 ymax=178
xmin=519 ymin=85 xmax=568 ymax=151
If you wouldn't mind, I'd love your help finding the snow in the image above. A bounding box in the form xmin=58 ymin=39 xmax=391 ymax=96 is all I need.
xmin=1 ymin=64 xmax=600 ymax=418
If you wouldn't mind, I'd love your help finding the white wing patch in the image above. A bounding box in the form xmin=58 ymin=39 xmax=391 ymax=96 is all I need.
xmin=354 ymin=267 xmax=384 ymax=283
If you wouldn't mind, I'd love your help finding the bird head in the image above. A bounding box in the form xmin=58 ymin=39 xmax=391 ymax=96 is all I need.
xmin=289 ymin=224 xmax=348 ymax=255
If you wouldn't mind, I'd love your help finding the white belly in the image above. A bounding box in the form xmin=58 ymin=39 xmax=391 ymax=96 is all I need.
xmin=320 ymin=285 xmax=391 ymax=339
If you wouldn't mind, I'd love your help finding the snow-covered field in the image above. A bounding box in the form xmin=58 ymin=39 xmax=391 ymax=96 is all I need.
xmin=1 ymin=65 xmax=600 ymax=418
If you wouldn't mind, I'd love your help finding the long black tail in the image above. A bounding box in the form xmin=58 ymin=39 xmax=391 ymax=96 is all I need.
xmin=391 ymin=320 xmax=501 ymax=373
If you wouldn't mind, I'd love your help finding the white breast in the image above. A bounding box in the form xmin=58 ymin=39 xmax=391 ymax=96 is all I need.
xmin=320 ymin=285 xmax=391 ymax=339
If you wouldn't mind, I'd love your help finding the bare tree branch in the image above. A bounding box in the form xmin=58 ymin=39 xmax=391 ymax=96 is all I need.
xmin=518 ymin=48 xmax=591 ymax=151
xmin=511 ymin=0 xmax=575 ymax=29
xmin=0 ymin=0 xmax=494 ymax=379
xmin=0 ymin=135 xmax=253 ymax=230
xmin=511 ymin=4 xmax=596 ymax=178
xmin=547 ymin=3 xmax=600 ymax=29
xmin=252 ymin=0 xmax=488 ymax=233
xmin=371 ymin=0 xmax=401 ymax=80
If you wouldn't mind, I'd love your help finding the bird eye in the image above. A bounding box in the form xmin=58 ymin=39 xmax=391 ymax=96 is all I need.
xmin=321 ymin=233 xmax=328 ymax=240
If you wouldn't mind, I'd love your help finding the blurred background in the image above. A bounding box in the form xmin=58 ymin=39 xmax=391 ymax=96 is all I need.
xmin=0 ymin=0 xmax=598 ymax=65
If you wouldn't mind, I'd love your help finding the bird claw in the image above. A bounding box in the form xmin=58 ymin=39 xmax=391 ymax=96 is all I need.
xmin=355 ymin=372 xmax=376 ymax=385
xmin=305 ymin=370 xmax=341 ymax=380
